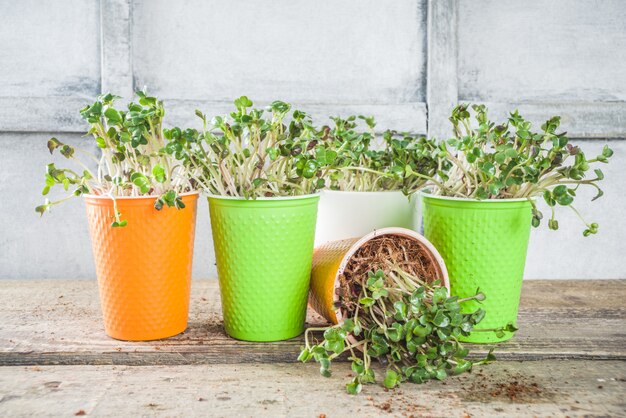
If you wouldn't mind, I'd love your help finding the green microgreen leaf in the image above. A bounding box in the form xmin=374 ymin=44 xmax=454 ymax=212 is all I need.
xmin=431 ymin=104 xmax=611 ymax=235
xmin=298 ymin=265 xmax=496 ymax=395
xmin=38 ymin=91 xmax=192 ymax=227
xmin=152 ymin=165 xmax=166 ymax=183
xmin=383 ymin=370 xmax=399 ymax=389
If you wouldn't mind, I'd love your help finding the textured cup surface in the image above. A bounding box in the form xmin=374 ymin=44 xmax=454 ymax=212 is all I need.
xmin=310 ymin=238 xmax=359 ymax=324
xmin=85 ymin=193 xmax=198 ymax=341
xmin=421 ymin=194 xmax=532 ymax=343
xmin=208 ymin=195 xmax=319 ymax=342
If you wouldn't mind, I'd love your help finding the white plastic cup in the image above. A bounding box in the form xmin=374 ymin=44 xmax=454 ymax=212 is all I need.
xmin=314 ymin=190 xmax=417 ymax=247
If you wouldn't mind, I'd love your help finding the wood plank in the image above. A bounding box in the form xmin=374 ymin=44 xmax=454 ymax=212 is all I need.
xmin=426 ymin=0 xmax=459 ymax=139
xmin=165 ymin=100 xmax=428 ymax=135
xmin=0 ymin=98 xmax=427 ymax=134
xmin=132 ymin=1 xmax=428 ymax=111
xmin=0 ymin=280 xmax=624 ymax=366
xmin=0 ymin=361 xmax=624 ymax=417
xmin=457 ymin=1 xmax=626 ymax=105
xmin=0 ymin=2 xmax=101 ymax=99
xmin=100 ymin=0 xmax=134 ymax=100
xmin=466 ymin=102 xmax=626 ymax=139
xmin=0 ymin=97 xmax=90 ymax=132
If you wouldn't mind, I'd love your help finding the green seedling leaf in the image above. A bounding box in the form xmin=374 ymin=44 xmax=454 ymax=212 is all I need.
xmin=234 ymin=96 xmax=253 ymax=110
xmin=432 ymin=310 xmax=450 ymax=328
xmin=130 ymin=172 xmax=151 ymax=194
xmin=341 ymin=318 xmax=355 ymax=332
xmin=393 ymin=301 xmax=407 ymax=321
xmin=602 ymin=145 xmax=614 ymax=159
xmin=60 ymin=145 xmax=74 ymax=159
xmin=383 ymin=370 xmax=399 ymax=389
xmin=111 ymin=220 xmax=127 ymax=228
xmin=351 ymin=359 xmax=365 ymax=375
xmin=346 ymin=377 xmax=362 ymax=395
xmin=35 ymin=204 xmax=49 ymax=216
xmin=152 ymin=165 xmax=166 ymax=183
xmin=387 ymin=323 xmax=403 ymax=342
xmin=47 ymin=138 xmax=62 ymax=154
xmin=104 ymin=107 xmax=123 ymax=125
xmin=297 ymin=348 xmax=312 ymax=362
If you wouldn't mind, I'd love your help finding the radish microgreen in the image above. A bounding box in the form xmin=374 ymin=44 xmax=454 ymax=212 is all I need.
xmin=37 ymin=91 xmax=194 ymax=226
xmin=321 ymin=116 xmax=440 ymax=195
xmin=431 ymin=104 xmax=612 ymax=235
xmin=164 ymin=96 xmax=329 ymax=198
xmin=299 ymin=267 xmax=501 ymax=394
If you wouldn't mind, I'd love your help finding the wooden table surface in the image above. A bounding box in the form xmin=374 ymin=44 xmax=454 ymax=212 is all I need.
xmin=0 ymin=279 xmax=624 ymax=417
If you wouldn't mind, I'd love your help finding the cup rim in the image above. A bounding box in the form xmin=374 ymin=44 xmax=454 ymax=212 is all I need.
xmin=321 ymin=189 xmax=407 ymax=195
xmin=206 ymin=193 xmax=320 ymax=201
xmin=419 ymin=190 xmax=535 ymax=203
xmin=83 ymin=191 xmax=200 ymax=200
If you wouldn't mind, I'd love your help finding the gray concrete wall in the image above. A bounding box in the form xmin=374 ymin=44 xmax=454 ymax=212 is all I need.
xmin=0 ymin=0 xmax=624 ymax=279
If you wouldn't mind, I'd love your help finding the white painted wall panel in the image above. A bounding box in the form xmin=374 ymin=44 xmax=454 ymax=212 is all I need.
xmin=458 ymin=0 xmax=626 ymax=103
xmin=525 ymin=140 xmax=626 ymax=279
xmin=0 ymin=1 xmax=100 ymax=98
xmin=132 ymin=0 xmax=427 ymax=104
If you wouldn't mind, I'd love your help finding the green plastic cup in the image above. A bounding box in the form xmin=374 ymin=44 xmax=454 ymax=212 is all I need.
xmin=420 ymin=193 xmax=532 ymax=343
xmin=208 ymin=194 xmax=319 ymax=342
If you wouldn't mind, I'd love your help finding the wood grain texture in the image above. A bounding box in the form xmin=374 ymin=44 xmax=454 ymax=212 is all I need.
xmin=2 ymin=1 xmax=626 ymax=140
xmin=165 ymin=100 xmax=428 ymax=134
xmin=0 ymin=1 xmax=100 ymax=99
xmin=426 ymin=0 xmax=458 ymax=139
xmin=100 ymin=0 xmax=133 ymax=100
xmin=0 ymin=361 xmax=624 ymax=417
xmin=458 ymin=0 xmax=626 ymax=103
xmin=132 ymin=0 xmax=427 ymax=104
xmin=473 ymin=102 xmax=626 ymax=139
xmin=0 ymin=97 xmax=89 ymax=132
xmin=0 ymin=280 xmax=624 ymax=366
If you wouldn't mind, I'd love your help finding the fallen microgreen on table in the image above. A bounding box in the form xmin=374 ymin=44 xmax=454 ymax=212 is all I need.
xmin=299 ymin=267 xmax=500 ymax=394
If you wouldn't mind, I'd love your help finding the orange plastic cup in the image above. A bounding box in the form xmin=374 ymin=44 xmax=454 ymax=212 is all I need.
xmin=84 ymin=192 xmax=198 ymax=341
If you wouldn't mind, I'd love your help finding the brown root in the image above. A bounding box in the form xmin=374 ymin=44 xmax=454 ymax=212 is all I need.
xmin=336 ymin=234 xmax=441 ymax=319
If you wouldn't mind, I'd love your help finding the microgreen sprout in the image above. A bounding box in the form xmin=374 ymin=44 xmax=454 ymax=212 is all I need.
xmin=37 ymin=91 xmax=194 ymax=226
xmin=299 ymin=267 xmax=501 ymax=394
xmin=321 ymin=116 xmax=440 ymax=194
xmin=165 ymin=96 xmax=329 ymax=198
xmin=431 ymin=104 xmax=612 ymax=235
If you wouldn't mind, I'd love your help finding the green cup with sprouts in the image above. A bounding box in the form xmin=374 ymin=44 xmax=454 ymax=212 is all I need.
xmin=420 ymin=104 xmax=612 ymax=343
xmin=168 ymin=96 xmax=329 ymax=341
